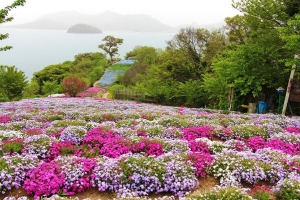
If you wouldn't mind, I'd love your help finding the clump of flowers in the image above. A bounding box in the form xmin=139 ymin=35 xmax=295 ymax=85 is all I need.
xmin=187 ymin=186 xmax=253 ymax=200
xmin=273 ymin=172 xmax=300 ymax=200
xmin=46 ymin=141 xmax=77 ymax=161
xmin=163 ymin=139 xmax=189 ymax=153
xmin=231 ymin=124 xmax=269 ymax=139
xmin=0 ymin=154 xmax=40 ymax=194
xmin=0 ymin=130 xmax=27 ymax=140
xmin=188 ymin=140 xmax=211 ymax=154
xmin=187 ymin=152 xmax=214 ymax=177
xmin=224 ymin=139 xmax=250 ymax=151
xmin=284 ymin=126 xmax=300 ymax=134
xmin=209 ymin=150 xmax=268 ymax=186
xmin=55 ymin=156 xmax=97 ymax=195
xmin=91 ymin=156 xmax=126 ymax=194
xmin=248 ymin=185 xmax=272 ymax=200
xmin=182 ymin=125 xmax=213 ymax=141
xmin=1 ymin=138 xmax=24 ymax=155
xmin=265 ymin=139 xmax=298 ymax=155
xmin=247 ymin=136 xmax=266 ymax=151
xmin=22 ymin=134 xmax=52 ymax=159
xmin=23 ymin=161 xmax=65 ymax=199
xmin=59 ymin=126 xmax=87 ymax=145
xmin=197 ymin=138 xmax=229 ymax=154
xmin=0 ymin=115 xmax=12 ymax=123
xmin=99 ymin=137 xmax=132 ymax=158
xmin=161 ymin=159 xmax=198 ymax=196
xmin=131 ymin=138 xmax=164 ymax=157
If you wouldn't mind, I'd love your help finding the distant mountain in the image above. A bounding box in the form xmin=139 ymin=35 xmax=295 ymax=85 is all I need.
xmin=8 ymin=19 xmax=70 ymax=30
xmin=4 ymin=10 xmax=224 ymax=32
xmin=67 ymin=24 xmax=102 ymax=34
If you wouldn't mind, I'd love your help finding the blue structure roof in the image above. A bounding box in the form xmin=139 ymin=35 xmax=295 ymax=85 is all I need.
xmin=113 ymin=60 xmax=135 ymax=65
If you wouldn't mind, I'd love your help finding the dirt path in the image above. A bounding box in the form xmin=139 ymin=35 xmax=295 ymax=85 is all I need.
xmin=102 ymin=92 xmax=109 ymax=98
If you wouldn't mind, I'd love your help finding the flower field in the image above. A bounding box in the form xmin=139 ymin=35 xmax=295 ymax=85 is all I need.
xmin=0 ymin=97 xmax=300 ymax=200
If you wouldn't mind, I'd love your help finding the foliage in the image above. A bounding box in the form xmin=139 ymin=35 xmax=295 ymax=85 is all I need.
xmin=188 ymin=186 xmax=253 ymax=200
xmin=0 ymin=65 xmax=28 ymax=101
xmin=0 ymin=0 xmax=26 ymax=51
xmin=33 ymin=53 xmax=107 ymax=94
xmin=249 ymin=185 xmax=272 ymax=200
xmin=42 ymin=80 xmax=60 ymax=96
xmin=23 ymin=81 xmax=39 ymax=98
xmin=98 ymin=35 xmax=123 ymax=62
xmin=62 ymin=75 xmax=87 ymax=97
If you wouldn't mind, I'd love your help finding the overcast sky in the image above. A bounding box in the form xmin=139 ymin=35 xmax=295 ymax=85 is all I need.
xmin=1 ymin=0 xmax=241 ymax=26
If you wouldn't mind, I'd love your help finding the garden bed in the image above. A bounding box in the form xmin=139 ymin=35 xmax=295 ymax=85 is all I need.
xmin=0 ymin=97 xmax=299 ymax=199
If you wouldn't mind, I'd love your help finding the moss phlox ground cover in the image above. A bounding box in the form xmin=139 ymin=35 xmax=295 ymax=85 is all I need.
xmin=0 ymin=97 xmax=300 ymax=199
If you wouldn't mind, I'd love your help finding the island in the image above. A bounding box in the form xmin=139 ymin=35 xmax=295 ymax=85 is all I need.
xmin=67 ymin=24 xmax=102 ymax=34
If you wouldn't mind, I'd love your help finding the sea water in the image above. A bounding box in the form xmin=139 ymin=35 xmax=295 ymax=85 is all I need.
xmin=0 ymin=28 xmax=174 ymax=80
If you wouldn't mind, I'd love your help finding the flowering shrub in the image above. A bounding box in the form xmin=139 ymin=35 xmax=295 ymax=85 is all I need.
xmin=224 ymin=139 xmax=250 ymax=151
xmin=230 ymin=124 xmax=269 ymax=139
xmin=2 ymin=97 xmax=300 ymax=198
xmin=1 ymin=138 xmax=24 ymax=155
xmin=99 ymin=137 xmax=131 ymax=158
xmin=265 ymin=139 xmax=298 ymax=155
xmin=249 ymin=185 xmax=272 ymax=200
xmin=0 ymin=155 xmax=40 ymax=194
xmin=47 ymin=141 xmax=77 ymax=161
xmin=182 ymin=125 xmax=213 ymax=141
xmin=188 ymin=140 xmax=211 ymax=153
xmin=22 ymin=134 xmax=52 ymax=159
xmin=187 ymin=152 xmax=214 ymax=177
xmin=23 ymin=161 xmax=65 ymax=199
xmin=247 ymin=136 xmax=266 ymax=151
xmin=187 ymin=186 xmax=253 ymax=200
xmin=131 ymin=138 xmax=164 ymax=157
xmin=55 ymin=156 xmax=97 ymax=195
xmin=273 ymin=173 xmax=300 ymax=200
xmin=0 ymin=115 xmax=12 ymax=123
xmin=59 ymin=126 xmax=87 ymax=145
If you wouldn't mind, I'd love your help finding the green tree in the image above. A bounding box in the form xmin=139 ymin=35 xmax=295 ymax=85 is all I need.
xmin=0 ymin=0 xmax=26 ymax=51
xmin=0 ymin=65 xmax=28 ymax=101
xmin=89 ymin=66 xmax=104 ymax=86
xmin=98 ymin=35 xmax=123 ymax=62
xmin=42 ymin=80 xmax=59 ymax=96
xmin=24 ymin=80 xmax=39 ymax=98
xmin=33 ymin=61 xmax=71 ymax=93
xmin=279 ymin=14 xmax=300 ymax=65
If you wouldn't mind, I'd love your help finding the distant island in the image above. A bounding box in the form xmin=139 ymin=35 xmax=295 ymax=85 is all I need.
xmin=67 ymin=24 xmax=102 ymax=34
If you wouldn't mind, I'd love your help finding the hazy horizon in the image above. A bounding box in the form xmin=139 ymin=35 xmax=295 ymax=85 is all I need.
xmin=0 ymin=0 xmax=241 ymax=27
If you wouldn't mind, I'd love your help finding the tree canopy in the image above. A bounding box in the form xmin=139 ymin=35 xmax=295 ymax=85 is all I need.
xmin=98 ymin=35 xmax=123 ymax=62
xmin=0 ymin=65 xmax=27 ymax=101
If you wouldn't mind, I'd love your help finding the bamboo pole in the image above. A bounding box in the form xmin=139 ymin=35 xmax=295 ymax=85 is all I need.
xmin=282 ymin=54 xmax=299 ymax=116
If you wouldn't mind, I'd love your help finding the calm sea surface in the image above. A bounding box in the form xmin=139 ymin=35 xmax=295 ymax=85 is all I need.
xmin=0 ymin=28 xmax=174 ymax=80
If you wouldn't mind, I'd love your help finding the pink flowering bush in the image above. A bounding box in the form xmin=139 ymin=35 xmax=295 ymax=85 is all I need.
xmin=99 ymin=137 xmax=131 ymax=158
xmin=188 ymin=140 xmax=211 ymax=154
xmin=265 ymin=139 xmax=298 ymax=155
xmin=187 ymin=152 xmax=214 ymax=177
xmin=46 ymin=141 xmax=76 ymax=161
xmin=284 ymin=126 xmax=300 ymax=134
xmin=182 ymin=125 xmax=213 ymax=141
xmin=23 ymin=162 xmax=65 ymax=199
xmin=55 ymin=156 xmax=97 ymax=195
xmin=0 ymin=115 xmax=12 ymax=123
xmin=247 ymin=136 xmax=266 ymax=151
xmin=131 ymin=138 xmax=164 ymax=156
